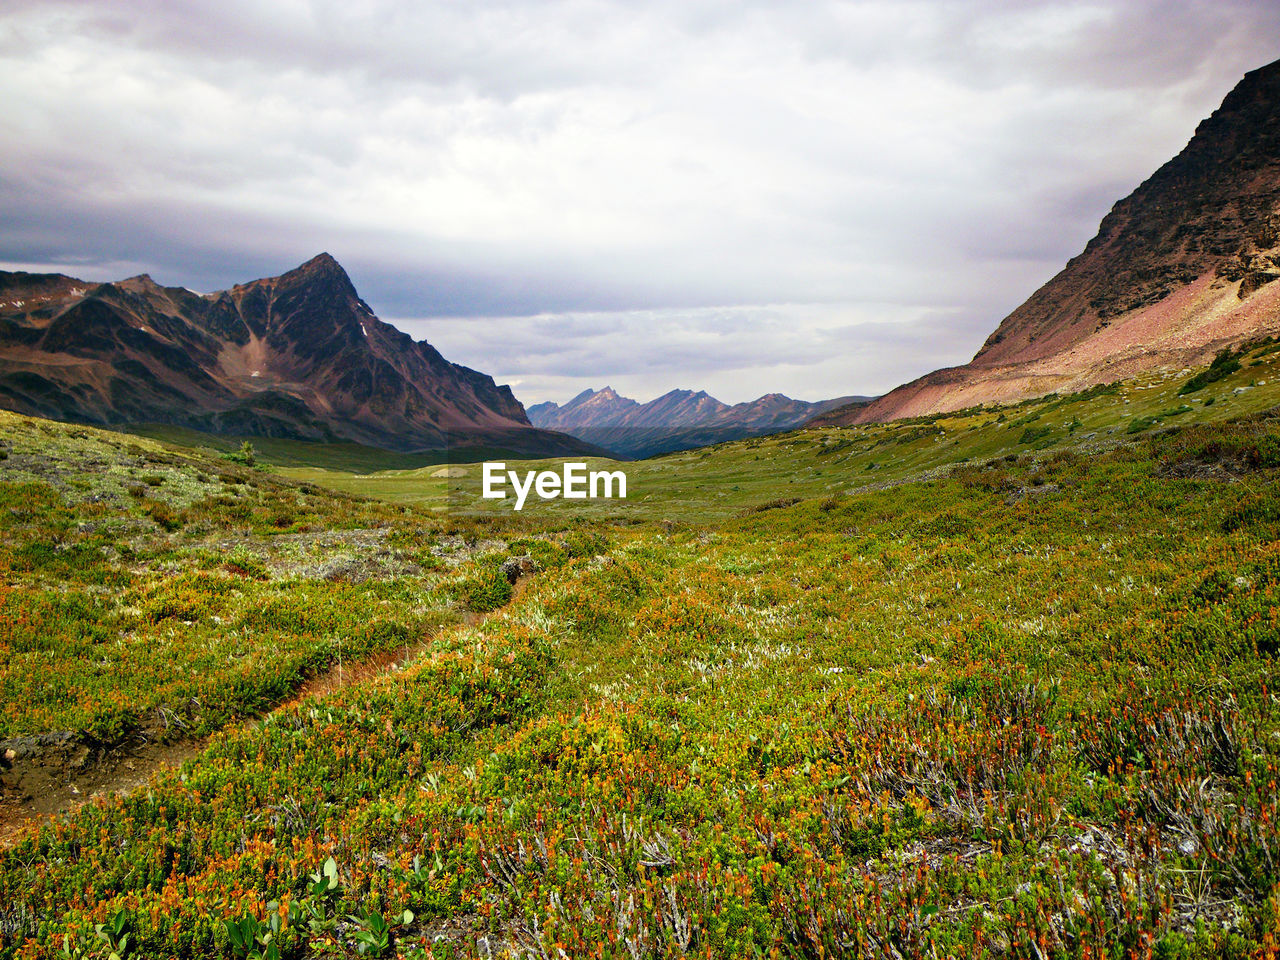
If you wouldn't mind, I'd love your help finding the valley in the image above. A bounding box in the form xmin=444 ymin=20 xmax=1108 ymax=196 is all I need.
xmin=1 ymin=33 xmax=1279 ymax=960
xmin=278 ymin=338 xmax=1280 ymax=523
xmin=0 ymin=341 xmax=1278 ymax=957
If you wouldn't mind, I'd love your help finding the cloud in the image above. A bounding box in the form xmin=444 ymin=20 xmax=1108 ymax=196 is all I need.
xmin=1 ymin=0 xmax=1277 ymax=402
xmin=396 ymin=301 xmax=1003 ymax=406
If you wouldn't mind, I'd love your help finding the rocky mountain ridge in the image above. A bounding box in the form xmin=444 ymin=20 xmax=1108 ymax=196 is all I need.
xmin=530 ymin=386 xmax=864 ymax=458
xmin=0 ymin=254 xmax=599 ymax=457
xmin=823 ymin=57 xmax=1280 ymax=426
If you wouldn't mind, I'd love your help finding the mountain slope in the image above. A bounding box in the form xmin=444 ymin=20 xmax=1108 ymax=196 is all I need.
xmin=529 ymin=386 xmax=864 ymax=457
xmin=0 ymin=254 xmax=598 ymax=457
xmin=828 ymin=57 xmax=1280 ymax=426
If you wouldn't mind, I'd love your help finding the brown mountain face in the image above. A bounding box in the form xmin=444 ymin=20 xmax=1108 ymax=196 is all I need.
xmin=528 ymin=386 xmax=864 ymax=458
xmin=0 ymin=253 xmax=599 ymax=457
xmin=828 ymin=58 xmax=1280 ymax=426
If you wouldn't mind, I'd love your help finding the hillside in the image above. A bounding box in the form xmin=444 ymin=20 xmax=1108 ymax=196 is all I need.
xmin=309 ymin=336 xmax=1280 ymax=522
xmin=0 ymin=254 xmax=598 ymax=458
xmin=826 ymin=57 xmax=1280 ymax=426
xmin=529 ymin=385 xmax=862 ymax=458
xmin=2 ymin=372 xmax=1280 ymax=956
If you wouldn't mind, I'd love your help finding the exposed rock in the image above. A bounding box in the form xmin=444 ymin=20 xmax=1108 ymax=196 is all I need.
xmin=500 ymin=555 xmax=538 ymax=583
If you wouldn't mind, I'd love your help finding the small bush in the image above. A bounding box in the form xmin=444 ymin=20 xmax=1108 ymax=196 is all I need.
xmin=1222 ymin=496 xmax=1280 ymax=533
xmin=560 ymin=530 xmax=606 ymax=558
xmin=459 ymin=566 xmax=513 ymax=612
xmin=1018 ymin=425 xmax=1052 ymax=445
xmin=144 ymin=499 xmax=184 ymax=531
xmin=223 ymin=441 xmax=257 ymax=467
xmin=745 ymin=497 xmax=800 ymax=514
xmin=1179 ymin=349 xmax=1242 ymax=395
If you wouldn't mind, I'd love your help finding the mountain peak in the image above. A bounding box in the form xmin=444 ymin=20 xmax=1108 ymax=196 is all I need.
xmin=112 ymin=274 xmax=165 ymax=297
xmin=837 ymin=57 xmax=1280 ymax=426
xmin=0 ymin=257 xmax=600 ymax=458
xmin=289 ymin=252 xmax=350 ymax=281
xmin=525 ymin=384 xmax=851 ymax=458
xmin=301 ymin=251 xmax=340 ymax=269
xmin=270 ymin=253 xmax=359 ymax=306
xmin=1228 ymin=55 xmax=1280 ymax=104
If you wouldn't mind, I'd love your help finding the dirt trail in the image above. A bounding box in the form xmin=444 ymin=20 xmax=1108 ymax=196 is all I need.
xmin=0 ymin=575 xmax=532 ymax=848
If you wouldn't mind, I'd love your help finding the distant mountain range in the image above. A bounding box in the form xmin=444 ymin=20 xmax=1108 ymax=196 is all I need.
xmin=820 ymin=57 xmax=1280 ymax=427
xmin=0 ymin=253 xmax=599 ymax=458
xmin=528 ymin=386 xmax=865 ymax=458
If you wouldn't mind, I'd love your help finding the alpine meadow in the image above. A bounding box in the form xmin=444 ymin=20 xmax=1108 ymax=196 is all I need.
xmin=3 ymin=6 xmax=1280 ymax=960
xmin=1 ymin=341 xmax=1280 ymax=957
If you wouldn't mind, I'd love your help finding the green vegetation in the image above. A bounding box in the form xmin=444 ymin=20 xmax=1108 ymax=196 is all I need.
xmin=224 ymin=441 xmax=258 ymax=468
xmin=1178 ymin=345 xmax=1247 ymax=395
xmin=1016 ymin=423 xmax=1052 ymax=445
xmin=277 ymin=339 xmax=1280 ymax=523
xmin=0 ymin=413 xmax=586 ymax=743
xmin=1 ymin=345 xmax=1280 ymax=957
xmin=123 ymin=425 xmax=543 ymax=475
xmin=457 ymin=563 xmax=513 ymax=613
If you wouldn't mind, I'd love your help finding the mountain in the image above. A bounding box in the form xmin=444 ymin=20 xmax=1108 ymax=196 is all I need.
xmin=0 ymin=253 xmax=599 ymax=458
xmin=823 ymin=57 xmax=1280 ymax=427
xmin=528 ymin=386 xmax=865 ymax=458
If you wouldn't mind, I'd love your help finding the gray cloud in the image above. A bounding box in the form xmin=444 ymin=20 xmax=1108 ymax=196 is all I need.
xmin=397 ymin=302 xmax=1002 ymax=406
xmin=1 ymin=1 xmax=1277 ymax=404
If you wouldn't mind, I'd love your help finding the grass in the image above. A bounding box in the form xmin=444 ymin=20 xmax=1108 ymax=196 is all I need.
xmin=282 ymin=338 xmax=1280 ymax=524
xmin=0 ymin=412 xmax=589 ymax=744
xmin=122 ymin=424 xmax=534 ymax=474
xmin=0 ymin=345 xmax=1279 ymax=957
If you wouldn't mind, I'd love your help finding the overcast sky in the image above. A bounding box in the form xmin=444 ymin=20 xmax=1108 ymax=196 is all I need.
xmin=1 ymin=2 xmax=1277 ymax=404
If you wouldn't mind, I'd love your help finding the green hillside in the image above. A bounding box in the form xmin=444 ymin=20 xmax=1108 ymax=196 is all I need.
xmin=0 ymin=345 xmax=1278 ymax=957
xmin=280 ymin=338 xmax=1280 ymax=523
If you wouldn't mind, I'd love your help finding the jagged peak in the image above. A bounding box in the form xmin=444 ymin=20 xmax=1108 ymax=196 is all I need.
xmin=112 ymin=274 xmax=163 ymax=295
xmin=646 ymin=388 xmax=721 ymax=408
xmin=226 ymin=253 xmax=351 ymax=293
xmin=301 ymin=251 xmax=340 ymax=270
xmin=278 ymin=252 xmax=354 ymax=287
